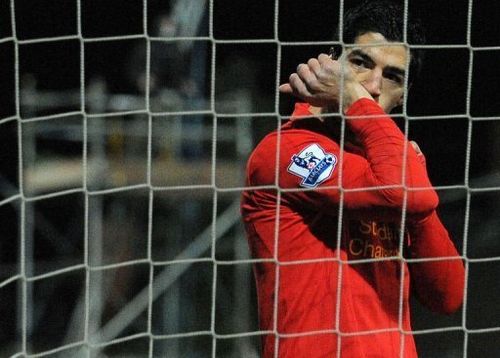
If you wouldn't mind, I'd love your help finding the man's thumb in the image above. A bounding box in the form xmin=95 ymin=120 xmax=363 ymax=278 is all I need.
xmin=279 ymin=83 xmax=293 ymax=93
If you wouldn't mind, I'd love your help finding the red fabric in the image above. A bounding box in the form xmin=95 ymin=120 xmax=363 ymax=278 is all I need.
xmin=241 ymin=100 xmax=464 ymax=357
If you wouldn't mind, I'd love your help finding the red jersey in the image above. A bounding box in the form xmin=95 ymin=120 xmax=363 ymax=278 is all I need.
xmin=241 ymin=99 xmax=464 ymax=357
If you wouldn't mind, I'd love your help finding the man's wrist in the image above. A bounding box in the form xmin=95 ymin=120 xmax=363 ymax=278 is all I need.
xmin=407 ymin=210 xmax=436 ymax=227
xmin=342 ymin=83 xmax=373 ymax=113
xmin=344 ymin=97 xmax=383 ymax=118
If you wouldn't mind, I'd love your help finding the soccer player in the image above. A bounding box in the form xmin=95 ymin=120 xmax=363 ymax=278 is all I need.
xmin=240 ymin=1 xmax=465 ymax=357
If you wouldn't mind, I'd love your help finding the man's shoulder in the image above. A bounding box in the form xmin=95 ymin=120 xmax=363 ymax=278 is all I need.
xmin=250 ymin=123 xmax=336 ymax=162
xmin=246 ymin=123 xmax=340 ymax=186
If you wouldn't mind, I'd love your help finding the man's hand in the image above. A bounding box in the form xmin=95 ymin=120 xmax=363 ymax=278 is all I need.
xmin=407 ymin=140 xmax=433 ymax=225
xmin=410 ymin=140 xmax=426 ymax=167
xmin=279 ymin=53 xmax=372 ymax=111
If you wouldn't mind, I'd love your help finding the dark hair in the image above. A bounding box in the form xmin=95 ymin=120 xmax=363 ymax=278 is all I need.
xmin=342 ymin=0 xmax=425 ymax=81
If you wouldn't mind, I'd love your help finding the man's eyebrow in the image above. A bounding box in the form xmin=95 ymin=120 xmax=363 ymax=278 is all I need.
xmin=349 ymin=49 xmax=375 ymax=66
xmin=384 ymin=66 xmax=406 ymax=78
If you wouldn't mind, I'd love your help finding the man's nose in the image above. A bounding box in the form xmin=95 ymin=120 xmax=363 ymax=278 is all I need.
xmin=361 ymin=68 xmax=382 ymax=98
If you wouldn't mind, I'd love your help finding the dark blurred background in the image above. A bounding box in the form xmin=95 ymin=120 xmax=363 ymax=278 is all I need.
xmin=0 ymin=0 xmax=499 ymax=357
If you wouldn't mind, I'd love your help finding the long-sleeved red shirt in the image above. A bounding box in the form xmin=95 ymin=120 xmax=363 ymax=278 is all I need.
xmin=241 ymin=99 xmax=464 ymax=357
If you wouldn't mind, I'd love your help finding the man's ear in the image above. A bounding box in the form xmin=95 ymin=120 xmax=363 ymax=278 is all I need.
xmin=397 ymin=95 xmax=404 ymax=107
xmin=398 ymin=83 xmax=412 ymax=106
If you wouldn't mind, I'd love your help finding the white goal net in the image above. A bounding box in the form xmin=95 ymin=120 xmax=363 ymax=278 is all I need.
xmin=0 ymin=0 xmax=499 ymax=357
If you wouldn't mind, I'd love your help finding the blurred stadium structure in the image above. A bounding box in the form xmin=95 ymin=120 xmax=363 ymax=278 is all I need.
xmin=1 ymin=0 xmax=500 ymax=357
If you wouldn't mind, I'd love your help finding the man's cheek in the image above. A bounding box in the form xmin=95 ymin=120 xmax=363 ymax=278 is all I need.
xmin=382 ymin=99 xmax=398 ymax=113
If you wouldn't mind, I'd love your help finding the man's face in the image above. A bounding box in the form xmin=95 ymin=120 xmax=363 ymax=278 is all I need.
xmin=346 ymin=32 xmax=408 ymax=113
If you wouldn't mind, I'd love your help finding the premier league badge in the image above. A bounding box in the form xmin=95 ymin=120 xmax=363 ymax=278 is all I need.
xmin=287 ymin=143 xmax=337 ymax=188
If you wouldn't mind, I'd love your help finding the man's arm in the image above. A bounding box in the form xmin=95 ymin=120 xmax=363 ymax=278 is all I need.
xmin=403 ymin=143 xmax=465 ymax=314
xmin=342 ymin=98 xmax=439 ymax=214
xmin=407 ymin=212 xmax=465 ymax=314
xmin=245 ymin=98 xmax=438 ymax=217
xmin=275 ymin=53 xmax=438 ymax=214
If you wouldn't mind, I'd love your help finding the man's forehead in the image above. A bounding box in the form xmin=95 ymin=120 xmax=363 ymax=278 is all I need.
xmin=355 ymin=31 xmax=392 ymax=44
xmin=351 ymin=32 xmax=408 ymax=68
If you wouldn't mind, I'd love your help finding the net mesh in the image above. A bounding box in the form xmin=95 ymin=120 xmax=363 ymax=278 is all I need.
xmin=1 ymin=0 xmax=499 ymax=357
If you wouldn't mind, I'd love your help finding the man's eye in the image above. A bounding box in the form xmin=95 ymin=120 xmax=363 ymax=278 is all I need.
xmin=350 ymin=58 xmax=367 ymax=68
xmin=385 ymin=73 xmax=403 ymax=84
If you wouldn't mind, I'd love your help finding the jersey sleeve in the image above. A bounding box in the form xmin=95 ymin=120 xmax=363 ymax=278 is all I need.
xmin=342 ymin=99 xmax=438 ymax=213
xmin=407 ymin=211 xmax=465 ymax=314
xmin=246 ymin=98 xmax=438 ymax=215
